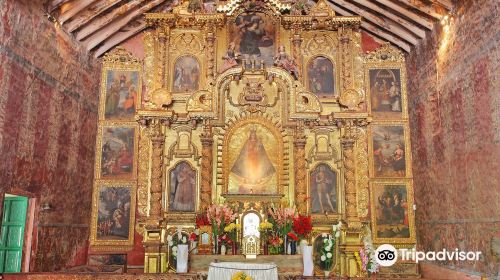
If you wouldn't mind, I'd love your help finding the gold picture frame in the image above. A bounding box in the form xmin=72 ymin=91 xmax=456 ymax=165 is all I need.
xmin=304 ymin=54 xmax=340 ymax=103
xmin=307 ymin=162 xmax=342 ymax=224
xmin=165 ymin=160 xmax=199 ymax=220
xmin=90 ymin=180 xmax=136 ymax=250
xmin=368 ymin=121 xmax=412 ymax=178
xmin=198 ymin=225 xmax=213 ymax=255
xmin=99 ymin=47 xmax=142 ymax=121
xmin=370 ymin=180 xmax=416 ymax=244
xmin=94 ymin=123 xmax=138 ymax=180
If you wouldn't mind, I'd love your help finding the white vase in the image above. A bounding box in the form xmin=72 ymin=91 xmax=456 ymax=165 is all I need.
xmin=299 ymin=239 xmax=308 ymax=255
xmin=302 ymin=245 xmax=314 ymax=276
xmin=176 ymin=244 xmax=189 ymax=273
xmin=221 ymin=244 xmax=226 ymax=255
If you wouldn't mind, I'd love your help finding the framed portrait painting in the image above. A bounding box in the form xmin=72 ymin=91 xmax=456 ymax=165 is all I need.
xmin=172 ymin=55 xmax=201 ymax=93
xmin=96 ymin=125 xmax=137 ymax=180
xmin=90 ymin=181 xmax=136 ymax=248
xmin=369 ymin=123 xmax=411 ymax=178
xmin=307 ymin=56 xmax=337 ymax=101
xmin=309 ymin=163 xmax=338 ymax=215
xmin=168 ymin=161 xmax=197 ymax=213
xmin=370 ymin=181 xmax=416 ymax=243
xmin=99 ymin=47 xmax=142 ymax=121
xmin=365 ymin=66 xmax=407 ymax=119
xmin=228 ymin=11 xmax=277 ymax=66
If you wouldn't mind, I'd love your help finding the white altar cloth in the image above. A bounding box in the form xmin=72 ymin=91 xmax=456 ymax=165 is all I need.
xmin=207 ymin=262 xmax=278 ymax=280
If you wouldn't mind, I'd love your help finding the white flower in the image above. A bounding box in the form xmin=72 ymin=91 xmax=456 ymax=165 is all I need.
xmin=321 ymin=255 xmax=326 ymax=261
xmin=168 ymin=240 xmax=174 ymax=247
xmin=172 ymin=246 xmax=178 ymax=252
xmin=322 ymin=233 xmax=327 ymax=238
xmin=335 ymin=231 xmax=340 ymax=238
xmin=167 ymin=235 xmax=173 ymax=242
xmin=332 ymin=225 xmax=337 ymax=232
xmin=173 ymin=251 xmax=177 ymax=257
xmin=327 ymin=252 xmax=332 ymax=259
xmin=325 ymin=245 xmax=331 ymax=252
xmin=182 ymin=236 xmax=187 ymax=243
xmin=337 ymin=221 xmax=342 ymax=228
xmin=194 ymin=229 xmax=200 ymax=235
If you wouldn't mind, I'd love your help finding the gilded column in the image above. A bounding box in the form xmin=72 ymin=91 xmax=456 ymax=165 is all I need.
xmin=206 ymin=28 xmax=216 ymax=79
xmin=200 ymin=122 xmax=213 ymax=211
xmin=149 ymin=124 xmax=165 ymax=219
xmin=341 ymin=137 xmax=358 ymax=226
xmin=291 ymin=28 xmax=303 ymax=80
xmin=294 ymin=124 xmax=307 ymax=214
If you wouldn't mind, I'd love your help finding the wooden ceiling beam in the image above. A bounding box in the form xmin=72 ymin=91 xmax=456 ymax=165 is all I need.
xmin=49 ymin=0 xmax=73 ymax=12
xmin=75 ymin=0 xmax=149 ymax=41
xmin=395 ymin=0 xmax=444 ymax=19
xmin=372 ymin=0 xmax=434 ymax=29
xmin=328 ymin=2 xmax=411 ymax=52
xmin=94 ymin=22 xmax=147 ymax=57
xmin=434 ymin=0 xmax=453 ymax=10
xmin=348 ymin=0 xmax=426 ymax=39
xmin=332 ymin=0 xmax=419 ymax=45
xmin=83 ymin=0 xmax=166 ymax=51
xmin=58 ymin=0 xmax=99 ymax=24
xmin=65 ymin=0 xmax=122 ymax=32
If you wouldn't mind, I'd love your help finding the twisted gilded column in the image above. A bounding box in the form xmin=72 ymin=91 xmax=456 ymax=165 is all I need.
xmin=148 ymin=125 xmax=165 ymax=219
xmin=291 ymin=29 xmax=303 ymax=80
xmin=341 ymin=137 xmax=358 ymax=226
xmin=294 ymin=125 xmax=307 ymax=214
xmin=200 ymin=122 xmax=213 ymax=211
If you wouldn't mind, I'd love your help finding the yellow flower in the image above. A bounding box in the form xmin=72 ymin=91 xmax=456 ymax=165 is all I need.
xmin=258 ymin=221 xmax=273 ymax=231
xmin=225 ymin=223 xmax=237 ymax=232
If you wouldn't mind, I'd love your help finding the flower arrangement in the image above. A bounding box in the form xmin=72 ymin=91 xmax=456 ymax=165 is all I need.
xmin=231 ymin=271 xmax=252 ymax=280
xmin=258 ymin=220 xmax=273 ymax=242
xmin=319 ymin=233 xmax=335 ymax=271
xmin=224 ymin=222 xmax=241 ymax=244
xmin=167 ymin=228 xmax=188 ymax=261
xmin=268 ymin=234 xmax=283 ymax=254
xmin=268 ymin=206 xmax=296 ymax=236
xmin=287 ymin=232 xmax=299 ymax=242
xmin=196 ymin=213 xmax=210 ymax=228
xmin=357 ymin=226 xmax=379 ymax=275
xmin=292 ymin=215 xmax=313 ymax=240
xmin=206 ymin=204 xmax=237 ymax=237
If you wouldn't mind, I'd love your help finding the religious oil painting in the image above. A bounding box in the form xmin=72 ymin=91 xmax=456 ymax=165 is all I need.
xmin=307 ymin=56 xmax=335 ymax=99
xmin=309 ymin=164 xmax=337 ymax=214
xmin=104 ymin=70 xmax=139 ymax=120
xmin=96 ymin=185 xmax=132 ymax=241
xmin=172 ymin=55 xmax=200 ymax=93
xmin=100 ymin=126 xmax=135 ymax=179
xmin=371 ymin=182 xmax=415 ymax=243
xmin=370 ymin=124 xmax=408 ymax=178
xmin=369 ymin=69 xmax=403 ymax=117
xmin=226 ymin=124 xmax=280 ymax=195
xmin=229 ymin=12 xmax=276 ymax=66
xmin=168 ymin=161 xmax=196 ymax=212
xmin=88 ymin=254 xmax=127 ymax=266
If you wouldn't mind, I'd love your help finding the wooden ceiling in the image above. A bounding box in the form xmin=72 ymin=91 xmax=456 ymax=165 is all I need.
xmin=45 ymin=0 xmax=454 ymax=57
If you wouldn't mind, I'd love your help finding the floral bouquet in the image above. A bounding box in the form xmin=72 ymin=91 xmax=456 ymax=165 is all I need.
xmin=196 ymin=213 xmax=210 ymax=228
xmin=355 ymin=226 xmax=379 ymax=275
xmin=206 ymin=204 xmax=237 ymax=238
xmin=319 ymin=233 xmax=335 ymax=271
xmin=268 ymin=206 xmax=296 ymax=236
xmin=268 ymin=234 xmax=283 ymax=254
xmin=292 ymin=214 xmax=313 ymax=241
xmin=232 ymin=271 xmax=252 ymax=280
xmin=258 ymin=220 xmax=273 ymax=243
xmin=287 ymin=232 xmax=299 ymax=242
xmin=166 ymin=228 xmax=189 ymax=261
xmin=224 ymin=222 xmax=241 ymax=244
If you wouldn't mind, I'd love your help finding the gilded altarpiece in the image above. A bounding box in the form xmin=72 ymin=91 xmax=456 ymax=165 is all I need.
xmin=91 ymin=0 xmax=417 ymax=277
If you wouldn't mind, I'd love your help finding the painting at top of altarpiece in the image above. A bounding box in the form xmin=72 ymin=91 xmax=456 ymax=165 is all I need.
xmin=168 ymin=161 xmax=197 ymax=213
xmin=96 ymin=185 xmax=132 ymax=241
xmin=104 ymin=70 xmax=139 ymax=120
xmin=370 ymin=125 xmax=408 ymax=178
xmin=309 ymin=164 xmax=337 ymax=214
xmin=371 ymin=183 xmax=415 ymax=243
xmin=307 ymin=56 xmax=336 ymax=101
xmin=172 ymin=55 xmax=201 ymax=93
xmin=228 ymin=11 xmax=277 ymax=67
xmin=227 ymin=125 xmax=279 ymax=195
xmin=100 ymin=127 xmax=135 ymax=179
xmin=369 ymin=69 xmax=403 ymax=118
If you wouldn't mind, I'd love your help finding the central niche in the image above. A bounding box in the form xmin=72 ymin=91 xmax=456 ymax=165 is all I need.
xmin=223 ymin=119 xmax=283 ymax=195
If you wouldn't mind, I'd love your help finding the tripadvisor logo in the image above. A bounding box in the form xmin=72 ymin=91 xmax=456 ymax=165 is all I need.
xmin=375 ymin=244 xmax=482 ymax=266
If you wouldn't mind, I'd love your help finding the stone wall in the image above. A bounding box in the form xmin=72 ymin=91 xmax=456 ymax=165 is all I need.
xmin=0 ymin=0 xmax=100 ymax=271
xmin=407 ymin=0 xmax=499 ymax=277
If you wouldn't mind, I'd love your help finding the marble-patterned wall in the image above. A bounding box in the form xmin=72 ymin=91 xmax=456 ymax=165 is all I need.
xmin=0 ymin=0 xmax=100 ymax=271
xmin=406 ymin=0 xmax=499 ymax=277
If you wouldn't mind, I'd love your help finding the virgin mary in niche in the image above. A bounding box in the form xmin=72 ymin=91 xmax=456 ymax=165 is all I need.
xmin=229 ymin=126 xmax=277 ymax=194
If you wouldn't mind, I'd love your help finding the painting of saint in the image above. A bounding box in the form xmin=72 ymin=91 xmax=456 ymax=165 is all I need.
xmin=228 ymin=125 xmax=279 ymax=194
xmin=100 ymin=127 xmax=135 ymax=179
xmin=229 ymin=12 xmax=276 ymax=66
xmin=307 ymin=56 xmax=335 ymax=99
xmin=96 ymin=186 xmax=131 ymax=240
xmin=371 ymin=125 xmax=406 ymax=177
xmin=310 ymin=164 xmax=337 ymax=214
xmin=369 ymin=69 xmax=402 ymax=116
xmin=373 ymin=184 xmax=410 ymax=239
xmin=169 ymin=162 xmax=196 ymax=212
xmin=172 ymin=55 xmax=200 ymax=93
xmin=104 ymin=70 xmax=139 ymax=120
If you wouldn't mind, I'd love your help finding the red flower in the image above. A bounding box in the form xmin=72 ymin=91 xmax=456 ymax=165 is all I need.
xmin=196 ymin=213 xmax=210 ymax=227
xmin=292 ymin=215 xmax=312 ymax=239
xmin=189 ymin=232 xmax=198 ymax=241
xmin=287 ymin=232 xmax=299 ymax=241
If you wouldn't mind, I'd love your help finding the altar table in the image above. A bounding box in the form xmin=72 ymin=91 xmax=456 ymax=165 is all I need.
xmin=207 ymin=262 xmax=278 ymax=280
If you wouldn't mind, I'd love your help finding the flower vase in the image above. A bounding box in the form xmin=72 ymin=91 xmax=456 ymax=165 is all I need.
xmin=263 ymin=243 xmax=269 ymax=255
xmin=299 ymin=239 xmax=308 ymax=255
xmin=290 ymin=241 xmax=297 ymax=255
xmin=324 ymin=270 xmax=331 ymax=277
xmin=231 ymin=243 xmax=238 ymax=255
xmin=302 ymin=245 xmax=314 ymax=276
xmin=221 ymin=244 xmax=226 ymax=255
xmin=282 ymin=235 xmax=288 ymax=255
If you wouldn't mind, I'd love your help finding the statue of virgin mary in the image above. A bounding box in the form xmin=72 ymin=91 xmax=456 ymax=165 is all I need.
xmin=230 ymin=128 xmax=275 ymax=193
